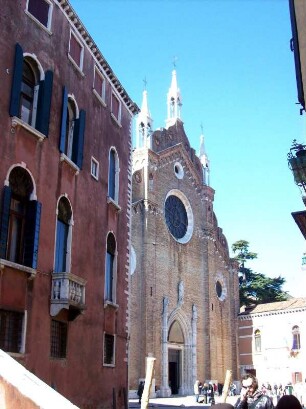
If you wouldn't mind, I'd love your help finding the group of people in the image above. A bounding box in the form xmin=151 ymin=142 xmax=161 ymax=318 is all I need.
xmin=194 ymin=380 xmax=216 ymax=404
xmin=194 ymin=374 xmax=303 ymax=408
xmin=233 ymin=374 xmax=303 ymax=409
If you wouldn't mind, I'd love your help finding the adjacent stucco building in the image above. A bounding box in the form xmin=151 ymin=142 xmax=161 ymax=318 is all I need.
xmin=129 ymin=70 xmax=240 ymax=397
xmin=238 ymin=298 xmax=306 ymax=386
xmin=0 ymin=1 xmax=138 ymax=408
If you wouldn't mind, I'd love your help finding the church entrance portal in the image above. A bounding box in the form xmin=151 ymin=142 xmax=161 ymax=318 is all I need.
xmin=168 ymin=349 xmax=181 ymax=395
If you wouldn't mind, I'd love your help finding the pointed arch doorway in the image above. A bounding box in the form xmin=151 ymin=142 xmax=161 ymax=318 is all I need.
xmin=168 ymin=320 xmax=185 ymax=395
xmin=160 ymin=300 xmax=196 ymax=397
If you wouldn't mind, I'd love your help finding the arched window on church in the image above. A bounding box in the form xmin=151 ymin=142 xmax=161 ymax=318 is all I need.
xmin=292 ymin=325 xmax=301 ymax=350
xmin=254 ymin=329 xmax=261 ymax=353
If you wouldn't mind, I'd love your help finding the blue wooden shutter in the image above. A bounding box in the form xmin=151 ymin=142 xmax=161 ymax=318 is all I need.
xmin=0 ymin=186 xmax=12 ymax=259
xmin=59 ymin=86 xmax=68 ymax=153
xmin=36 ymin=70 xmax=53 ymax=136
xmin=105 ymin=252 xmax=114 ymax=301
xmin=54 ymin=220 xmax=68 ymax=273
xmin=72 ymin=109 xmax=86 ymax=169
xmin=9 ymin=43 xmax=23 ymax=117
xmin=289 ymin=0 xmax=305 ymax=110
xmin=23 ymin=200 xmax=42 ymax=269
xmin=108 ymin=150 xmax=116 ymax=199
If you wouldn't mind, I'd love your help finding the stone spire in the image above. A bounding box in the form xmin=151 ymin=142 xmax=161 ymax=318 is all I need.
xmin=198 ymin=125 xmax=210 ymax=186
xmin=166 ymin=67 xmax=182 ymax=129
xmin=136 ymin=79 xmax=153 ymax=149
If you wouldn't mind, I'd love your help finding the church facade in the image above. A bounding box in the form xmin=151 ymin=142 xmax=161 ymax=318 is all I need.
xmin=129 ymin=70 xmax=240 ymax=397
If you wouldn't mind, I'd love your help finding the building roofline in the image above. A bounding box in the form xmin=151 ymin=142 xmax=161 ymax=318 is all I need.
xmin=56 ymin=0 xmax=140 ymax=115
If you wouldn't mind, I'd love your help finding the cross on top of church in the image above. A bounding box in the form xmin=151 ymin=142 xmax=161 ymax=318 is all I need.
xmin=143 ymin=77 xmax=148 ymax=91
xmin=172 ymin=56 xmax=178 ymax=69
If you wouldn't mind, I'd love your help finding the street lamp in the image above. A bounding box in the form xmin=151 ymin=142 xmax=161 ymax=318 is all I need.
xmin=288 ymin=139 xmax=306 ymax=205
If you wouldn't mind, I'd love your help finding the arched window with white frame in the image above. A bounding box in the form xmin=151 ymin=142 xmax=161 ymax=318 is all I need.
xmin=0 ymin=166 xmax=41 ymax=269
xmin=59 ymin=87 xmax=86 ymax=169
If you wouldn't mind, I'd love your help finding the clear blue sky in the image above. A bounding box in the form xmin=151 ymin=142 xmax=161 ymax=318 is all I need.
xmin=70 ymin=0 xmax=306 ymax=297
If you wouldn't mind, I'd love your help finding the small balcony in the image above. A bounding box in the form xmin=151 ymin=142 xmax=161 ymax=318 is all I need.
xmin=50 ymin=272 xmax=86 ymax=321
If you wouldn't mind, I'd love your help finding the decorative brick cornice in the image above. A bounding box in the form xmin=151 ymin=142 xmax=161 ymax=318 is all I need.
xmin=56 ymin=0 xmax=139 ymax=115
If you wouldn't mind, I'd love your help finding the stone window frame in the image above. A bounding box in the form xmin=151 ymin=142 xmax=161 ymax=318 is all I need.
xmin=68 ymin=30 xmax=84 ymax=75
xmin=25 ymin=0 xmax=53 ymax=33
xmin=93 ymin=66 xmax=106 ymax=106
xmin=50 ymin=319 xmax=68 ymax=359
xmin=91 ymin=156 xmax=99 ymax=181
xmin=103 ymin=332 xmax=116 ymax=367
xmin=164 ymin=189 xmax=194 ymax=244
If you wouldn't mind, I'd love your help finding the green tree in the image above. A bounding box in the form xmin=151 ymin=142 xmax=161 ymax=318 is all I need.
xmin=232 ymin=240 xmax=289 ymax=307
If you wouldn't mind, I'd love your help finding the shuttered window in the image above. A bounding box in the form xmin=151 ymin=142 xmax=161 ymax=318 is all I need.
xmin=7 ymin=197 xmax=26 ymax=265
xmin=0 ymin=168 xmax=41 ymax=269
xmin=54 ymin=197 xmax=71 ymax=273
xmin=105 ymin=233 xmax=116 ymax=302
xmin=108 ymin=149 xmax=116 ymax=200
xmin=9 ymin=43 xmax=53 ymax=137
xmin=59 ymin=87 xmax=86 ymax=169
xmin=54 ymin=221 xmax=68 ymax=273
xmin=20 ymin=60 xmax=35 ymax=125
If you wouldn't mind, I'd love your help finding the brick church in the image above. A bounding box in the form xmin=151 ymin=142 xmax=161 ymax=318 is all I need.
xmin=129 ymin=69 xmax=240 ymax=397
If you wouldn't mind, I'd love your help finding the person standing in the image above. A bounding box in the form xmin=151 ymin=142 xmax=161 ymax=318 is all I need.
xmin=137 ymin=381 xmax=144 ymax=404
xmin=194 ymin=380 xmax=200 ymax=403
xmin=208 ymin=382 xmax=215 ymax=404
xmin=234 ymin=374 xmax=274 ymax=409
xmin=203 ymin=383 xmax=209 ymax=404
